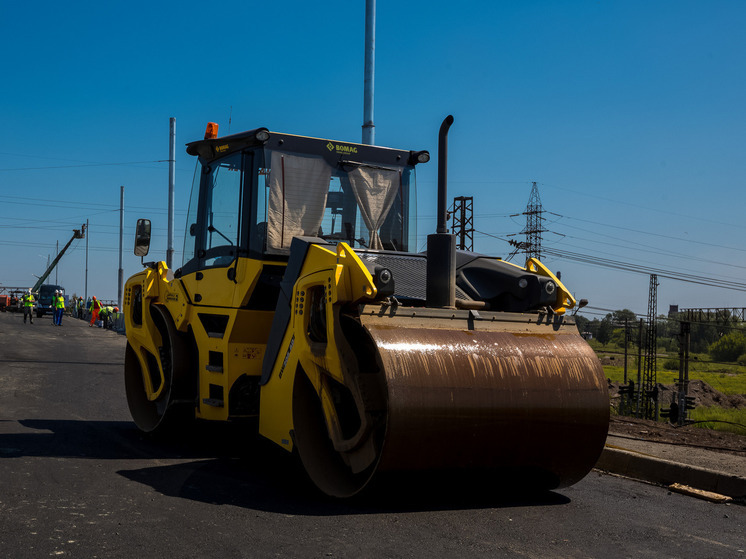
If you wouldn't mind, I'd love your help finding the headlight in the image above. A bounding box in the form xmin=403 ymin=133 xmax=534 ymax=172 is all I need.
xmin=373 ymin=266 xmax=395 ymax=298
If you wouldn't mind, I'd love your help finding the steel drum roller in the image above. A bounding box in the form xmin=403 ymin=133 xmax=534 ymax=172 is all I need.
xmin=294 ymin=309 xmax=609 ymax=497
xmin=367 ymin=320 xmax=609 ymax=488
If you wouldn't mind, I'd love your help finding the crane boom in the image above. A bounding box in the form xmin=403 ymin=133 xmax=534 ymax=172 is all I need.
xmin=32 ymin=225 xmax=86 ymax=293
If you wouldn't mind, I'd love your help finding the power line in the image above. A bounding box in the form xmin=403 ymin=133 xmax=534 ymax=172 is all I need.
xmin=473 ymin=229 xmax=513 ymax=244
xmin=545 ymin=227 xmax=746 ymax=273
xmin=0 ymin=194 xmax=189 ymax=213
xmin=0 ymin=160 xmax=169 ymax=172
xmin=542 ymin=246 xmax=746 ymax=292
xmin=539 ymin=181 xmax=746 ymax=232
xmin=547 ymin=211 xmax=746 ymax=254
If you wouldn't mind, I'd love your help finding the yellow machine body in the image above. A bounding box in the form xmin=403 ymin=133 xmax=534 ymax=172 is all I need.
xmin=123 ymin=125 xmax=609 ymax=497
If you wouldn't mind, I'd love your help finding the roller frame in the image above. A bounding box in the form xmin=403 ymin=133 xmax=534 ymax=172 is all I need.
xmin=257 ymin=240 xmax=609 ymax=497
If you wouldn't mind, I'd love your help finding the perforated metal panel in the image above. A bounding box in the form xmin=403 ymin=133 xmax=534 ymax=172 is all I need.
xmin=358 ymin=252 xmax=469 ymax=301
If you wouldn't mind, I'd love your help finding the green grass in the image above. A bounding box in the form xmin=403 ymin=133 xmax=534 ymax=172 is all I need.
xmin=599 ymin=353 xmax=746 ymax=395
xmin=687 ymin=406 xmax=746 ymax=436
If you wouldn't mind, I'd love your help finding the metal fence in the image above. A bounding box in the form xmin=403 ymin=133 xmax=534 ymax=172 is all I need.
xmin=69 ymin=308 xmax=125 ymax=334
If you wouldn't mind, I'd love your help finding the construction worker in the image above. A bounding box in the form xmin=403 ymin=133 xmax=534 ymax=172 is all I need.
xmin=100 ymin=305 xmax=111 ymax=329
xmin=54 ymin=291 xmax=65 ymax=326
xmin=77 ymin=297 xmax=85 ymax=319
xmin=89 ymin=296 xmax=102 ymax=327
xmin=104 ymin=306 xmax=120 ymax=331
xmin=22 ymin=289 xmax=35 ymax=324
xmin=52 ymin=290 xmax=59 ymax=325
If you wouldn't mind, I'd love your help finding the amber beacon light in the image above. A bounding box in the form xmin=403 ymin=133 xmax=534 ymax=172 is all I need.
xmin=204 ymin=122 xmax=219 ymax=140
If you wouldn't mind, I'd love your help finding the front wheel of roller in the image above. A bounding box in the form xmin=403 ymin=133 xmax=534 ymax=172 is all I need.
xmin=124 ymin=304 xmax=193 ymax=434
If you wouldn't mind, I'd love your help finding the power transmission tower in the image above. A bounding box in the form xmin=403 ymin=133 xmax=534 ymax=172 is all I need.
xmin=640 ymin=274 xmax=659 ymax=420
xmin=508 ymin=181 xmax=546 ymax=261
xmin=450 ymin=196 xmax=473 ymax=251
xmin=682 ymin=307 xmax=746 ymax=323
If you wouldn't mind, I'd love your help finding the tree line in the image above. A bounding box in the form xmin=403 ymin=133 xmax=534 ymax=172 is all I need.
xmin=576 ymin=309 xmax=746 ymax=363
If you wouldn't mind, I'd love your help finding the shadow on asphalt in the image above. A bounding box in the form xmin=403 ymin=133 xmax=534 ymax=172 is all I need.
xmin=0 ymin=418 xmax=570 ymax=514
xmin=0 ymin=418 xmax=260 ymax=461
xmin=119 ymin=458 xmax=571 ymax=516
xmin=0 ymin=359 xmax=124 ymax=365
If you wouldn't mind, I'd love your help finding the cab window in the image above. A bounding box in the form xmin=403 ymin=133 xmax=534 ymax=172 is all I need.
xmin=196 ymin=152 xmax=245 ymax=269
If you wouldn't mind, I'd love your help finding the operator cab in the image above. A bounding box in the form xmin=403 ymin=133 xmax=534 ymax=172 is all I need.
xmin=179 ymin=125 xmax=428 ymax=276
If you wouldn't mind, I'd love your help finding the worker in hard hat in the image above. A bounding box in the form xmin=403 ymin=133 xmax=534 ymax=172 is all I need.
xmin=52 ymin=290 xmax=62 ymax=326
xmin=100 ymin=305 xmax=112 ymax=329
xmin=56 ymin=291 xmax=66 ymax=326
xmin=22 ymin=288 xmax=35 ymax=324
xmin=89 ymin=296 xmax=102 ymax=327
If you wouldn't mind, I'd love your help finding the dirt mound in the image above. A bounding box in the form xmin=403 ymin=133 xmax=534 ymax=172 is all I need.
xmin=659 ymin=380 xmax=746 ymax=409
xmin=608 ymin=379 xmax=746 ymax=409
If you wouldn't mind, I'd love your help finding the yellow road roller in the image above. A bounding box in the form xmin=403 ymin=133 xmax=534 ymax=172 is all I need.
xmin=123 ymin=117 xmax=609 ymax=497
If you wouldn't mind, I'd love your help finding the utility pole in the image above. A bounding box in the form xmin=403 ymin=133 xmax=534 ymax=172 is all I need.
xmin=118 ymin=186 xmax=124 ymax=309
xmin=362 ymin=0 xmax=375 ymax=145
xmin=623 ymin=318 xmax=628 ymax=384
xmin=55 ymin=240 xmax=59 ymax=284
xmin=641 ymin=274 xmax=659 ymax=420
xmin=619 ymin=317 xmax=632 ymax=416
xmin=84 ymin=219 xmax=89 ymax=301
xmin=167 ymin=117 xmax=176 ymax=269
xmin=676 ymin=321 xmax=691 ymax=426
xmin=636 ymin=317 xmax=643 ymax=417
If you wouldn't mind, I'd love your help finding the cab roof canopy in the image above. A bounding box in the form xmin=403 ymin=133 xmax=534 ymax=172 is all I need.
xmin=186 ymin=127 xmax=428 ymax=168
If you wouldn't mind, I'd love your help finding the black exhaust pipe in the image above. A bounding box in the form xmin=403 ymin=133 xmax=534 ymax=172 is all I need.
xmin=426 ymin=115 xmax=457 ymax=308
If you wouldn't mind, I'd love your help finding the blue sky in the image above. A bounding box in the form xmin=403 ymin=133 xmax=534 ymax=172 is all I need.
xmin=1 ymin=1 xmax=745 ymax=318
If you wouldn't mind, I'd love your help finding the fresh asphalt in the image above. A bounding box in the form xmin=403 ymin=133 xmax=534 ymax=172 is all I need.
xmin=0 ymin=311 xmax=743 ymax=558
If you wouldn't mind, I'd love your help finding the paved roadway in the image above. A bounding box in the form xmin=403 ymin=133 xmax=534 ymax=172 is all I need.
xmin=0 ymin=311 xmax=743 ymax=558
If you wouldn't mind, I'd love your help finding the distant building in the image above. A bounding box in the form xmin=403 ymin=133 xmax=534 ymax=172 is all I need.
xmin=668 ymin=305 xmax=679 ymax=317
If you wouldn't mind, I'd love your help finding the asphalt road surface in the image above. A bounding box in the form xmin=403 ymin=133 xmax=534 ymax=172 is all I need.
xmin=0 ymin=311 xmax=743 ymax=558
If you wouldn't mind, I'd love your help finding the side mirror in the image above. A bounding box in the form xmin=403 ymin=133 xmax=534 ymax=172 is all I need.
xmin=134 ymin=219 xmax=151 ymax=257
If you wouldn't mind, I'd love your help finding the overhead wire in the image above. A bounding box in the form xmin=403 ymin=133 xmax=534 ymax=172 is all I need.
xmin=3 ymin=169 xmax=743 ymax=304
xmin=546 ymin=221 xmax=746 ymax=272
xmin=0 ymin=160 xmax=169 ymax=172
xmin=547 ymin=211 xmax=746 ymax=254
xmin=469 ymin=193 xmax=746 ymax=294
xmin=542 ymin=236 xmax=744 ymax=286
xmin=538 ymin=181 xmax=746 ymax=232
xmin=541 ymin=246 xmax=746 ymax=292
